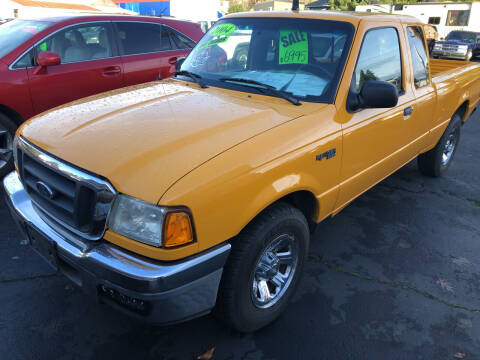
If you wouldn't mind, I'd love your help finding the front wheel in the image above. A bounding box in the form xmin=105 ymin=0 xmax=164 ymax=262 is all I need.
xmin=0 ymin=113 xmax=17 ymax=178
xmin=216 ymin=202 xmax=310 ymax=332
xmin=418 ymin=114 xmax=461 ymax=177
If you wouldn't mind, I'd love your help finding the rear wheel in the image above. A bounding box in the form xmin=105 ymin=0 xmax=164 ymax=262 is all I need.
xmin=0 ymin=113 xmax=16 ymax=178
xmin=418 ymin=114 xmax=461 ymax=177
xmin=216 ymin=202 xmax=310 ymax=332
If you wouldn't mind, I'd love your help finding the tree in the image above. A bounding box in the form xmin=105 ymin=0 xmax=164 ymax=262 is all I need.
xmin=228 ymin=1 xmax=245 ymax=13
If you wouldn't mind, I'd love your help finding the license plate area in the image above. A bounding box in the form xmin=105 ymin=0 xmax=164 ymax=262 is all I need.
xmin=27 ymin=227 xmax=58 ymax=271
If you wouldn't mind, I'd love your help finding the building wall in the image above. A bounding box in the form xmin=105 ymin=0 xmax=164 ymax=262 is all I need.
xmin=254 ymin=0 xmax=305 ymax=11
xmin=356 ymin=2 xmax=480 ymax=39
xmin=0 ymin=0 xmax=99 ymax=18
xmin=116 ymin=0 xmax=170 ymax=16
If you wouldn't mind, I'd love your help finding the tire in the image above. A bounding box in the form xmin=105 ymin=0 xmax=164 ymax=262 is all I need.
xmin=216 ymin=202 xmax=310 ymax=332
xmin=418 ymin=114 xmax=461 ymax=177
xmin=0 ymin=113 xmax=17 ymax=178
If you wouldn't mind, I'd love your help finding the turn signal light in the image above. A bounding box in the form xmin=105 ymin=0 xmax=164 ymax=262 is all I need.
xmin=163 ymin=211 xmax=194 ymax=248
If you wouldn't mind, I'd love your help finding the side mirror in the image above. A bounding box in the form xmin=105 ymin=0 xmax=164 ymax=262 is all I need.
xmin=175 ymin=57 xmax=185 ymax=71
xmin=360 ymin=80 xmax=398 ymax=108
xmin=33 ymin=51 xmax=61 ymax=75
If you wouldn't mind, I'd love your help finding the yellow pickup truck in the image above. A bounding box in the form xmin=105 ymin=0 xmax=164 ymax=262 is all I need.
xmin=4 ymin=11 xmax=480 ymax=332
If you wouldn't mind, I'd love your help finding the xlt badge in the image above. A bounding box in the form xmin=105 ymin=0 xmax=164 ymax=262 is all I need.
xmin=316 ymin=148 xmax=336 ymax=161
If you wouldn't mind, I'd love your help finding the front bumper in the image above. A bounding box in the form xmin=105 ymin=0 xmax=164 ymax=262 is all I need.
xmin=3 ymin=171 xmax=230 ymax=325
xmin=431 ymin=49 xmax=468 ymax=60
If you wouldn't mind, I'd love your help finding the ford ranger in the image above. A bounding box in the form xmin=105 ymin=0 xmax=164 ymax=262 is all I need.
xmin=4 ymin=10 xmax=480 ymax=332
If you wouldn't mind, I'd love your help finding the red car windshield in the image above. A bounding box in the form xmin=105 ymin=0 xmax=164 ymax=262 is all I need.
xmin=0 ymin=19 xmax=54 ymax=58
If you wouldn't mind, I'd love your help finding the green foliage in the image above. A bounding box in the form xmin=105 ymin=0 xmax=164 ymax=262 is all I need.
xmin=228 ymin=3 xmax=246 ymax=13
xmin=329 ymin=0 xmax=476 ymax=11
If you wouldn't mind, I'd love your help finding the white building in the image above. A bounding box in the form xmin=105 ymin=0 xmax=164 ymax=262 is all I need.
xmin=0 ymin=0 xmax=134 ymax=19
xmin=356 ymin=2 xmax=480 ymax=39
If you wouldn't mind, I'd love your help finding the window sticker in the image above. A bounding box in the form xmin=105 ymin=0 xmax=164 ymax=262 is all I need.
xmin=279 ymin=30 xmax=308 ymax=64
xmin=209 ymin=23 xmax=236 ymax=37
xmin=39 ymin=42 xmax=47 ymax=51
xmin=198 ymin=36 xmax=229 ymax=49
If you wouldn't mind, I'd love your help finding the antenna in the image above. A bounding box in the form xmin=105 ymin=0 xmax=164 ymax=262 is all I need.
xmin=292 ymin=0 xmax=299 ymax=11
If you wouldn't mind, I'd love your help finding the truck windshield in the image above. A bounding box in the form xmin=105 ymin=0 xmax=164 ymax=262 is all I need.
xmin=446 ymin=31 xmax=477 ymax=43
xmin=0 ymin=19 xmax=54 ymax=59
xmin=179 ymin=17 xmax=354 ymax=104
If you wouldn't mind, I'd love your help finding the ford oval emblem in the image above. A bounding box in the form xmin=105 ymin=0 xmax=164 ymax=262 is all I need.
xmin=36 ymin=181 xmax=55 ymax=200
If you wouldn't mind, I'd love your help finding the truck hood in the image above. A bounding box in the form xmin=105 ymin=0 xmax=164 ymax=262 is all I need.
xmin=20 ymin=79 xmax=321 ymax=203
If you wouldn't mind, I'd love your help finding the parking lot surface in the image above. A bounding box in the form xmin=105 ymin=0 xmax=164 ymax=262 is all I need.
xmin=1 ymin=108 xmax=480 ymax=359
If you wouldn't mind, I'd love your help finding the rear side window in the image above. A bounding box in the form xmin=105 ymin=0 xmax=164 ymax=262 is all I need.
xmin=166 ymin=26 xmax=196 ymax=49
xmin=116 ymin=22 xmax=172 ymax=55
xmin=407 ymin=26 xmax=429 ymax=88
xmin=353 ymin=27 xmax=402 ymax=92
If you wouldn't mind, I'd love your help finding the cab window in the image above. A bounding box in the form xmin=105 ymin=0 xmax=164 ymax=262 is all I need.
xmin=407 ymin=26 xmax=429 ymax=88
xmin=353 ymin=27 xmax=402 ymax=93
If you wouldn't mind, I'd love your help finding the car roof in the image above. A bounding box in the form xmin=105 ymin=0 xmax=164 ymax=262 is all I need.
xmin=224 ymin=10 xmax=420 ymax=24
xmin=17 ymin=14 xmax=197 ymax=25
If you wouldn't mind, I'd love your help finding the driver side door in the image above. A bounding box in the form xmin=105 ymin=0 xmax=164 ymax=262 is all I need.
xmin=334 ymin=24 xmax=417 ymax=211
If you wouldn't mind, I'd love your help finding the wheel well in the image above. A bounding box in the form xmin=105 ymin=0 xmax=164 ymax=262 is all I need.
xmin=0 ymin=105 xmax=24 ymax=128
xmin=272 ymin=190 xmax=319 ymax=233
xmin=455 ymin=101 xmax=469 ymax=122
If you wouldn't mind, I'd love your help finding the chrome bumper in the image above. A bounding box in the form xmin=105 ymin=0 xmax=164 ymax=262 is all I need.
xmin=3 ymin=171 xmax=230 ymax=324
xmin=431 ymin=50 xmax=468 ymax=60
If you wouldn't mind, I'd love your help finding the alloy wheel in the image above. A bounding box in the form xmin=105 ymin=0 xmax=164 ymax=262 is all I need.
xmin=251 ymin=234 xmax=299 ymax=309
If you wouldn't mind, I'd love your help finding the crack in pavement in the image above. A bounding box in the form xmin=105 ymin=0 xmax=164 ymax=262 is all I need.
xmin=0 ymin=273 xmax=57 ymax=284
xmin=309 ymin=254 xmax=480 ymax=315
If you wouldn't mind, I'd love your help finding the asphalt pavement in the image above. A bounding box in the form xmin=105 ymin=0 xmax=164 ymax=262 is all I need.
xmin=1 ymin=109 xmax=479 ymax=360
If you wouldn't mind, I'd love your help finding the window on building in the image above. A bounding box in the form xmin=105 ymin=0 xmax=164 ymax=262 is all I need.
xmin=428 ymin=17 xmax=441 ymax=25
xmin=353 ymin=27 xmax=402 ymax=93
xmin=446 ymin=10 xmax=470 ymax=26
xmin=407 ymin=26 xmax=429 ymax=88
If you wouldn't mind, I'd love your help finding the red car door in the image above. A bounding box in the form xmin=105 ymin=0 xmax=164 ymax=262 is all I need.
xmin=113 ymin=21 xmax=190 ymax=86
xmin=27 ymin=22 xmax=123 ymax=115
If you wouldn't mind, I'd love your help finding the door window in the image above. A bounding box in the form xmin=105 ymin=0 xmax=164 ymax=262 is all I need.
xmin=34 ymin=23 xmax=113 ymax=63
xmin=116 ymin=22 xmax=171 ymax=55
xmin=353 ymin=27 xmax=402 ymax=93
xmin=12 ymin=49 xmax=35 ymax=68
xmin=166 ymin=26 xmax=196 ymax=49
xmin=407 ymin=26 xmax=429 ymax=89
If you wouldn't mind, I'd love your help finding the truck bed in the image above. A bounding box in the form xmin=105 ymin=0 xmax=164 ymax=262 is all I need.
xmin=430 ymin=58 xmax=478 ymax=78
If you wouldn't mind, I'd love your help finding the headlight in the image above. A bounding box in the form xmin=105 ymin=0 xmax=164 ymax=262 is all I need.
xmin=458 ymin=45 xmax=468 ymax=52
xmin=433 ymin=44 xmax=441 ymax=50
xmin=108 ymin=194 xmax=194 ymax=248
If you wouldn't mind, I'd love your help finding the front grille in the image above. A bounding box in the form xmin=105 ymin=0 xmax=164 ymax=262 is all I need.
xmin=17 ymin=138 xmax=116 ymax=240
xmin=440 ymin=44 xmax=459 ymax=52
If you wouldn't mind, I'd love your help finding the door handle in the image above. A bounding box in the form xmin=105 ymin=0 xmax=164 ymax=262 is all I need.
xmin=404 ymin=107 xmax=414 ymax=117
xmin=103 ymin=66 xmax=121 ymax=76
xmin=168 ymin=57 xmax=177 ymax=65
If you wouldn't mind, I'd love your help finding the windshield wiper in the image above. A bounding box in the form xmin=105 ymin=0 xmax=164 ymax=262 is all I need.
xmin=219 ymin=77 xmax=301 ymax=106
xmin=175 ymin=70 xmax=208 ymax=88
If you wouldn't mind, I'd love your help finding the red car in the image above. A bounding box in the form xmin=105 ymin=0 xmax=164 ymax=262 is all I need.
xmin=0 ymin=15 xmax=203 ymax=176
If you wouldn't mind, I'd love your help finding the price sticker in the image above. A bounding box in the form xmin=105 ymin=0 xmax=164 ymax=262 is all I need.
xmin=279 ymin=30 xmax=308 ymax=65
